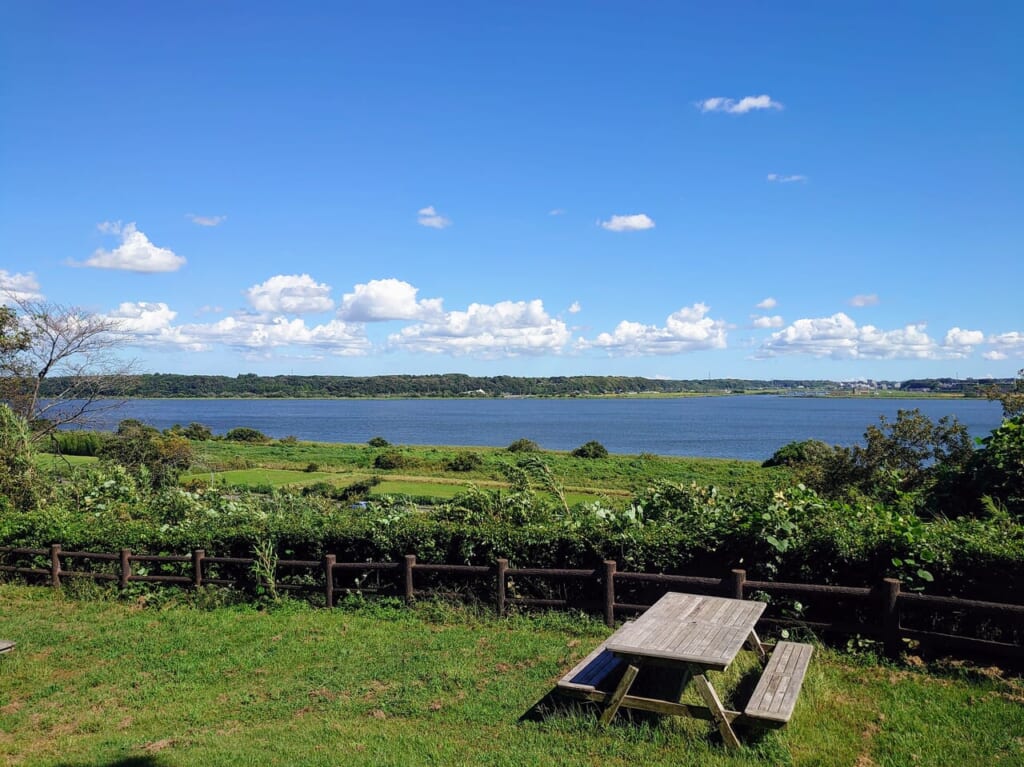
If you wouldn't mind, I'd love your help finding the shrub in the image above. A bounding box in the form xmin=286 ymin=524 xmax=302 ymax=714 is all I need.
xmin=48 ymin=430 xmax=107 ymax=456
xmin=367 ymin=436 xmax=390 ymax=448
xmin=225 ymin=427 xmax=269 ymax=443
xmin=507 ymin=438 xmax=541 ymax=453
xmin=572 ymin=440 xmax=608 ymax=459
xmin=374 ymin=451 xmax=410 ymax=470
xmin=304 ymin=462 xmax=320 ymax=473
xmin=446 ymin=453 xmax=483 ymax=472
xmin=279 ymin=435 xmax=299 ymax=445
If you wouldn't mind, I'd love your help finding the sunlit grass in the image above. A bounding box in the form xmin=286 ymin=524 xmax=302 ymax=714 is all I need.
xmin=1 ymin=584 xmax=1021 ymax=767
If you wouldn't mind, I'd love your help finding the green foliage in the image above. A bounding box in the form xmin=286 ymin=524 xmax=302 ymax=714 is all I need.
xmin=506 ymin=437 xmax=541 ymax=453
xmin=445 ymin=452 xmax=483 ymax=472
xmin=972 ymin=415 xmax=1024 ymax=517
xmin=225 ymin=426 xmax=270 ymax=443
xmin=367 ymin=436 xmax=390 ymax=448
xmin=0 ymin=404 xmax=41 ymax=510
xmin=374 ymin=451 xmax=412 ymax=470
xmin=303 ymin=462 xmax=320 ymax=473
xmin=98 ymin=418 xmax=194 ymax=489
xmin=571 ymin=440 xmax=609 ymax=459
xmin=46 ymin=429 xmax=107 ymax=456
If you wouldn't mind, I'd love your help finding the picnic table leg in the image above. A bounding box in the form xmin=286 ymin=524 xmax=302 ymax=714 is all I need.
xmin=746 ymin=629 xmax=767 ymax=664
xmin=599 ymin=662 xmax=640 ymax=726
xmin=692 ymin=673 xmax=742 ymax=751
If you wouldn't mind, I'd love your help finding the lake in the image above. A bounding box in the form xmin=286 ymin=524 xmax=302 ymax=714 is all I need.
xmin=80 ymin=396 xmax=1005 ymax=461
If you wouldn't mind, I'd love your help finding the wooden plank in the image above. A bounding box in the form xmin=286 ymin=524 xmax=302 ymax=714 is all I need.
xmin=743 ymin=641 xmax=813 ymax=725
xmin=556 ymin=641 xmax=624 ymax=694
xmin=693 ymin=673 xmax=742 ymax=750
xmin=0 ymin=640 xmax=14 ymax=655
xmin=599 ymin=663 xmax=639 ymax=726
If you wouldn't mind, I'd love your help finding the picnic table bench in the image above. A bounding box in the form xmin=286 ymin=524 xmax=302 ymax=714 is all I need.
xmin=557 ymin=592 xmax=812 ymax=749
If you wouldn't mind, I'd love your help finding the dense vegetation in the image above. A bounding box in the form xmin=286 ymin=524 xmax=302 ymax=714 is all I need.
xmin=35 ymin=372 xmax=1020 ymax=399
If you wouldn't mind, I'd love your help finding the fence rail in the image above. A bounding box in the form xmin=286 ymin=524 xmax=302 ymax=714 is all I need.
xmin=2 ymin=544 xmax=1022 ymax=662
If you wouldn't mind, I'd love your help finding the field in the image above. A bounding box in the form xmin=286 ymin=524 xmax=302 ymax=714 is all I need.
xmin=0 ymin=584 xmax=1021 ymax=767
xmin=177 ymin=439 xmax=786 ymax=502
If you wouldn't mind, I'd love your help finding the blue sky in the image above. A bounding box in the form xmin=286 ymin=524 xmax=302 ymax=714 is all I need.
xmin=1 ymin=2 xmax=1021 ymax=380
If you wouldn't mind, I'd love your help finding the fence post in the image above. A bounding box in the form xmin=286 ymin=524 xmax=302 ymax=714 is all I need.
xmin=879 ymin=578 xmax=902 ymax=658
xmin=403 ymin=555 xmax=416 ymax=603
xmin=496 ymin=558 xmax=508 ymax=617
xmin=192 ymin=549 xmax=205 ymax=588
xmin=603 ymin=560 xmax=617 ymax=628
xmin=729 ymin=569 xmax=746 ymax=600
xmin=50 ymin=544 xmax=61 ymax=588
xmin=323 ymin=555 xmax=336 ymax=609
xmin=119 ymin=549 xmax=132 ymax=589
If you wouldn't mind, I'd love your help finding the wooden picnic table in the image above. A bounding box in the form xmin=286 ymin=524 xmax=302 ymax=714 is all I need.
xmin=557 ymin=591 xmax=812 ymax=750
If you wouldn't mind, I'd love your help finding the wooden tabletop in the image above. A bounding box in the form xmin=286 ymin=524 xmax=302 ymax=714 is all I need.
xmin=605 ymin=592 xmax=766 ymax=671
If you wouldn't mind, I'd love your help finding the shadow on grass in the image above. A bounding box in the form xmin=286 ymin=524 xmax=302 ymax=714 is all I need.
xmin=53 ymin=759 xmax=171 ymax=767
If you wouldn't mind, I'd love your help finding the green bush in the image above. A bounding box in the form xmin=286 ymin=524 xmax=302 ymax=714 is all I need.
xmin=367 ymin=436 xmax=390 ymax=448
xmin=506 ymin=438 xmax=541 ymax=453
xmin=446 ymin=453 xmax=483 ymax=472
xmin=225 ymin=427 xmax=270 ymax=443
xmin=48 ymin=430 xmax=107 ymax=456
xmin=572 ymin=440 xmax=608 ymax=459
xmin=374 ymin=451 xmax=410 ymax=470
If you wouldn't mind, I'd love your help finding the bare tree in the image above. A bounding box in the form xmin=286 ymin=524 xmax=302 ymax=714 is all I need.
xmin=0 ymin=296 xmax=133 ymax=440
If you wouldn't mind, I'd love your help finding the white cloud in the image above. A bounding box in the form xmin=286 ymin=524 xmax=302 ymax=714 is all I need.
xmin=107 ymin=300 xmax=370 ymax=356
xmin=568 ymin=301 xmax=581 ymax=314
xmin=549 ymin=208 xmax=566 ymax=216
xmin=581 ymin=303 xmax=728 ymax=355
xmin=106 ymin=301 xmax=209 ymax=352
xmin=751 ymin=314 xmax=784 ymax=329
xmin=988 ymin=331 xmax=1024 ymax=357
xmin=417 ymin=205 xmax=452 ymax=229
xmin=187 ymin=213 xmax=227 ymax=227
xmin=389 ymin=299 xmax=571 ymax=358
xmin=0 ymin=270 xmax=43 ymax=303
xmin=943 ymin=327 xmax=985 ymax=355
xmin=81 ymin=222 xmax=186 ymax=273
xmin=599 ymin=213 xmax=655 ymax=232
xmin=698 ymin=94 xmax=783 ymax=114
xmin=756 ymin=313 xmax=948 ymax=360
xmin=246 ymin=274 xmax=335 ymax=314
xmin=756 ymin=297 xmax=777 ymax=310
xmin=337 ymin=278 xmax=443 ymax=322
xmin=767 ymin=174 xmax=808 ymax=183
xmin=848 ymin=294 xmax=880 ymax=307
xmin=983 ymin=351 xmax=1008 ymax=361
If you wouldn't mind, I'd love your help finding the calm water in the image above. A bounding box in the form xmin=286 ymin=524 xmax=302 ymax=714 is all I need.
xmin=80 ymin=396 xmax=1005 ymax=461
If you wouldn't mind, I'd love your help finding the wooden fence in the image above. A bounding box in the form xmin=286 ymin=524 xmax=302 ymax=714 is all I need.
xmin=2 ymin=544 xmax=1022 ymax=662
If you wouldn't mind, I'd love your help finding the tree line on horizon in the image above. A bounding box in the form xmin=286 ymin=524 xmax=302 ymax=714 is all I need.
xmin=36 ymin=372 xmax=1015 ymax=399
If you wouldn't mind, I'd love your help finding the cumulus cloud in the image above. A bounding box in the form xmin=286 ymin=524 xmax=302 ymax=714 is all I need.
xmin=107 ymin=300 xmax=370 ymax=356
xmin=549 ymin=208 xmax=566 ymax=216
xmin=568 ymin=301 xmax=581 ymax=314
xmin=246 ymin=274 xmax=334 ymax=314
xmin=187 ymin=214 xmax=227 ymax=227
xmin=417 ymin=205 xmax=452 ymax=229
xmin=106 ymin=302 xmax=209 ymax=351
xmin=943 ymin=327 xmax=985 ymax=356
xmin=78 ymin=222 xmax=186 ymax=273
xmin=988 ymin=331 xmax=1024 ymax=357
xmin=751 ymin=314 xmax=784 ymax=329
xmin=756 ymin=297 xmax=777 ymax=310
xmin=337 ymin=278 xmax=443 ymax=322
xmin=599 ymin=213 xmax=655 ymax=232
xmin=755 ymin=313 xmax=949 ymax=360
xmin=983 ymin=351 xmax=1008 ymax=361
xmin=0 ymin=270 xmax=43 ymax=303
xmin=389 ymin=299 xmax=571 ymax=358
xmin=581 ymin=303 xmax=728 ymax=355
xmin=698 ymin=94 xmax=783 ymax=114
xmin=767 ymin=174 xmax=808 ymax=183
xmin=848 ymin=294 xmax=880 ymax=307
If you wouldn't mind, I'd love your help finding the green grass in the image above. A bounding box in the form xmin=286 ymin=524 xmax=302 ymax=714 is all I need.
xmin=1 ymin=584 xmax=1021 ymax=767
xmin=183 ymin=439 xmax=787 ymax=504
xmin=31 ymin=453 xmax=97 ymax=469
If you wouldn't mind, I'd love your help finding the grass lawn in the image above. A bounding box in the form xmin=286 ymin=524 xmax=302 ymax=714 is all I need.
xmin=1 ymin=584 xmax=1022 ymax=767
